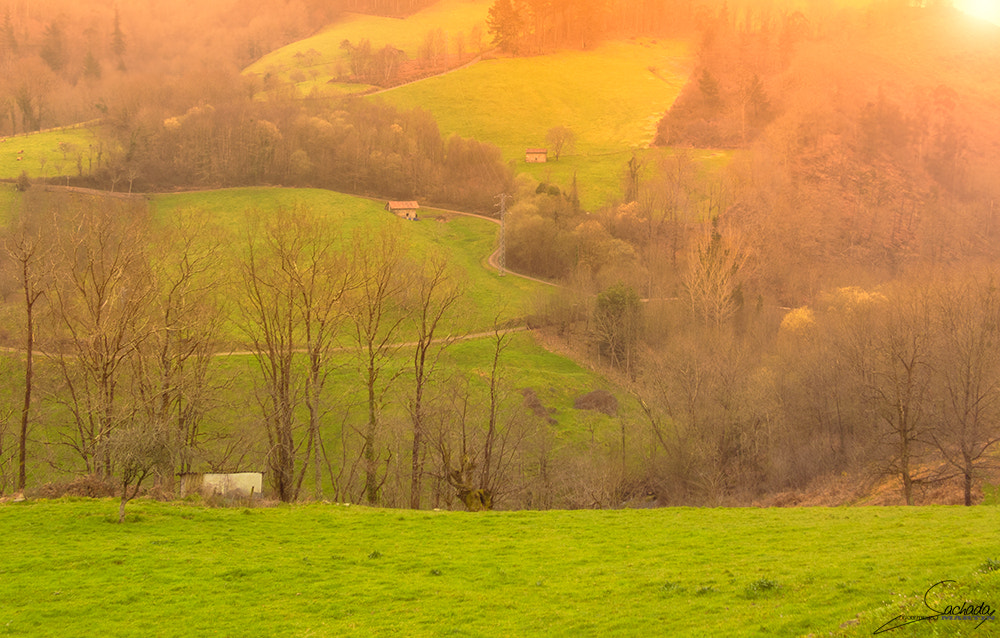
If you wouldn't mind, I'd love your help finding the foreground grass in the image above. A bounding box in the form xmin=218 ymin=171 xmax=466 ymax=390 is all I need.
xmin=0 ymin=501 xmax=997 ymax=637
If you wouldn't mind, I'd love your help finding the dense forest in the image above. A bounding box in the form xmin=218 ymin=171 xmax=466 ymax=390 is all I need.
xmin=505 ymin=0 xmax=1000 ymax=506
xmin=1 ymin=0 xmax=999 ymax=508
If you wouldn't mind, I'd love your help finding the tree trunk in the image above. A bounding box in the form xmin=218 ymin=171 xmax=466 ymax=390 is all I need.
xmin=964 ymin=453 xmax=974 ymax=506
xmin=409 ymin=423 xmax=422 ymax=509
xmin=364 ymin=364 xmax=378 ymax=504
xmin=17 ymin=301 xmax=32 ymax=492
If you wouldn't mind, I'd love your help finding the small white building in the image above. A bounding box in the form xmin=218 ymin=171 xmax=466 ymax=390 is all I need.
xmin=180 ymin=472 xmax=263 ymax=498
xmin=525 ymin=148 xmax=548 ymax=163
xmin=386 ymin=200 xmax=420 ymax=220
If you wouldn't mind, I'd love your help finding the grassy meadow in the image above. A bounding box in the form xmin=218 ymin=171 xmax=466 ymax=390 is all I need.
xmin=378 ymin=40 xmax=692 ymax=157
xmin=151 ymin=187 xmax=546 ymax=335
xmin=244 ymin=0 xmax=492 ymax=95
xmin=1 ymin=500 xmax=997 ymax=637
xmin=375 ymin=39 xmax=695 ymax=209
xmin=0 ymin=127 xmax=101 ymax=182
xmin=248 ymin=4 xmax=701 ymax=211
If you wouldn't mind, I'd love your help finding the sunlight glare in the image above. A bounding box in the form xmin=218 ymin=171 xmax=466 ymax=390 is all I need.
xmin=955 ymin=0 xmax=1000 ymax=25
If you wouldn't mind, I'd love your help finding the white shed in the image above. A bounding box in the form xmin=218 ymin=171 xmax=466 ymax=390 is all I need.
xmin=180 ymin=472 xmax=263 ymax=498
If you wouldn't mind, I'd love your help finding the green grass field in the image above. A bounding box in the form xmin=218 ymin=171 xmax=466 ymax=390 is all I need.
xmin=151 ymin=187 xmax=546 ymax=335
xmin=1 ymin=500 xmax=997 ymax=637
xmin=0 ymin=127 xmax=101 ymax=181
xmin=245 ymin=0 xmax=492 ymax=95
xmin=377 ymin=40 xmax=691 ymax=158
xmin=374 ymin=39 xmax=695 ymax=209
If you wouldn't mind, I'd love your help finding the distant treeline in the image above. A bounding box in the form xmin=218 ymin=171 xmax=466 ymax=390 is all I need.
xmin=486 ymin=0 xmax=701 ymax=54
xmin=54 ymin=95 xmax=510 ymax=213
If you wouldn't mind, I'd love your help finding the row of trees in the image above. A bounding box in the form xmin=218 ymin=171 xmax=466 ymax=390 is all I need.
xmin=4 ymin=188 xmax=998 ymax=508
xmin=529 ymin=268 xmax=1000 ymax=507
xmin=43 ymin=95 xmax=511 ymax=214
xmin=643 ymin=275 xmax=1000 ymax=506
xmin=0 ymin=190 xmax=538 ymax=512
xmin=486 ymin=0 xmax=705 ymax=55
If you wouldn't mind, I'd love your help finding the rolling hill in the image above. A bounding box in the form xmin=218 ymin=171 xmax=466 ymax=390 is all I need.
xmin=245 ymin=0 xmax=493 ymax=95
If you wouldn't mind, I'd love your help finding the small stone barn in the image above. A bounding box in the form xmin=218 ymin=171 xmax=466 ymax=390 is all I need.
xmin=525 ymin=148 xmax=548 ymax=163
xmin=386 ymin=200 xmax=420 ymax=220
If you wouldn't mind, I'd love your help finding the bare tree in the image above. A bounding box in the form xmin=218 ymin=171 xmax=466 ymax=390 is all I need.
xmin=240 ymin=205 xmax=356 ymax=502
xmin=434 ymin=326 xmax=528 ymax=511
xmin=684 ymin=218 xmax=751 ymax=328
xmin=139 ymin=209 xmax=226 ymax=484
xmin=637 ymin=327 xmax=776 ymax=504
xmin=101 ymin=422 xmax=171 ymax=523
xmin=290 ymin=214 xmax=353 ymax=501
xmin=238 ymin=208 xmax=304 ymax=502
xmin=4 ymin=220 xmax=50 ymax=492
xmin=848 ymin=288 xmax=934 ymax=505
xmin=50 ymin=199 xmax=154 ymax=476
xmin=929 ymin=277 xmax=1000 ymax=505
xmin=407 ymin=254 xmax=461 ymax=508
xmin=545 ymin=126 xmax=576 ymax=161
xmin=349 ymin=226 xmax=410 ymax=505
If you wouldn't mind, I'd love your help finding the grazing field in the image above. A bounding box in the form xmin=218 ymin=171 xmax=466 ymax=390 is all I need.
xmin=151 ymin=187 xmax=546 ymax=335
xmin=0 ymin=127 xmax=101 ymax=181
xmin=1 ymin=500 xmax=997 ymax=637
xmin=375 ymin=39 xmax=694 ymax=209
xmin=244 ymin=0 xmax=492 ymax=94
xmin=377 ymin=40 xmax=691 ymax=158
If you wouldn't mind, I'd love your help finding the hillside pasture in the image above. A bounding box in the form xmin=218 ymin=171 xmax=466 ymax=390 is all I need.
xmin=2 ymin=187 xmax=626 ymax=494
xmin=378 ymin=40 xmax=692 ymax=158
xmin=0 ymin=127 xmax=101 ymax=182
xmin=244 ymin=0 xmax=492 ymax=96
xmin=375 ymin=39 xmax=694 ymax=209
xmin=151 ymin=188 xmax=546 ymax=336
xmin=0 ymin=500 xmax=997 ymax=637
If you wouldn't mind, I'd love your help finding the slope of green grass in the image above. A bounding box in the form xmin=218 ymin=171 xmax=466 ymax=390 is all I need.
xmin=1 ymin=500 xmax=997 ymax=637
xmin=375 ymin=39 xmax=694 ymax=209
xmin=151 ymin=188 xmax=545 ymax=335
xmin=0 ymin=127 xmax=100 ymax=181
xmin=378 ymin=40 xmax=691 ymax=158
xmin=245 ymin=0 xmax=491 ymax=94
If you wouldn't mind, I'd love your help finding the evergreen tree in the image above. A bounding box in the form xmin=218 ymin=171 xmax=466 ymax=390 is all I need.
xmin=487 ymin=0 xmax=524 ymax=54
xmin=83 ymin=50 xmax=102 ymax=80
xmin=2 ymin=9 xmax=16 ymax=56
xmin=40 ymin=22 xmax=67 ymax=72
xmin=112 ymin=7 xmax=126 ymax=69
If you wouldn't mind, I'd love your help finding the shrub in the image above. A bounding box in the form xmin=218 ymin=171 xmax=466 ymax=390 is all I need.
xmin=36 ymin=474 xmax=116 ymax=499
xmin=573 ymin=389 xmax=618 ymax=416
